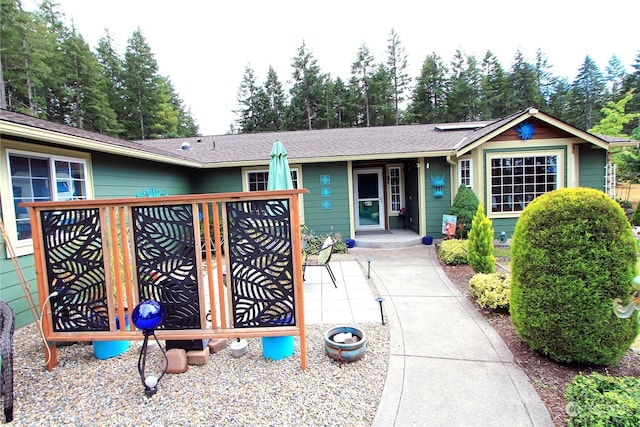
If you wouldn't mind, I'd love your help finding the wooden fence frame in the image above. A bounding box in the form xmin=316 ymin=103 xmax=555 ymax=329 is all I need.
xmin=22 ymin=189 xmax=309 ymax=371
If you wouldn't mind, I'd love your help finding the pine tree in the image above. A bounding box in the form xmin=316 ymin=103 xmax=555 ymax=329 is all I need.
xmin=368 ymin=64 xmax=395 ymax=126
xmin=96 ymin=30 xmax=126 ymax=136
xmin=622 ymin=51 xmax=640 ymax=137
xmin=505 ymin=48 xmax=541 ymax=112
xmin=38 ymin=0 xmax=73 ymax=123
xmin=408 ymin=52 xmax=448 ymax=123
xmin=235 ymin=64 xmax=260 ymax=132
xmin=122 ymin=29 xmax=163 ymax=139
xmin=479 ymin=50 xmax=509 ymax=119
xmin=447 ymin=49 xmax=481 ymax=121
xmin=468 ymin=203 xmax=496 ymax=274
xmin=350 ymin=43 xmax=375 ymax=127
xmin=534 ymin=49 xmax=553 ymax=107
xmin=0 ymin=0 xmax=49 ymax=114
xmin=547 ymin=76 xmax=572 ymax=121
xmin=289 ymin=41 xmax=325 ymax=130
xmin=568 ymin=55 xmax=606 ymax=130
xmin=385 ymin=29 xmax=411 ymax=125
xmin=605 ymin=55 xmax=627 ymax=99
xmin=262 ymin=66 xmax=286 ymax=131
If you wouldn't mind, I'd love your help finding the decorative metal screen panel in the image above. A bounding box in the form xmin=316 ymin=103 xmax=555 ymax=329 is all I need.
xmin=226 ymin=199 xmax=296 ymax=328
xmin=40 ymin=209 xmax=108 ymax=332
xmin=132 ymin=205 xmax=201 ymax=329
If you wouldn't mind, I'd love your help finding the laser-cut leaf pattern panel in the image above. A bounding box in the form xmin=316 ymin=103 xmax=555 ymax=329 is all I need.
xmin=226 ymin=200 xmax=296 ymax=328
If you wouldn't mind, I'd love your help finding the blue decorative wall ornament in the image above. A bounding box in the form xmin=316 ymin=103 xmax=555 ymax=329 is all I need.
xmin=136 ymin=187 xmax=168 ymax=198
xmin=516 ymin=121 xmax=535 ymax=140
xmin=431 ymin=175 xmax=445 ymax=198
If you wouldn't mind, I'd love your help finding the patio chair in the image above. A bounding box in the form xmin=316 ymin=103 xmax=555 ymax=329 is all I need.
xmin=302 ymin=236 xmax=337 ymax=288
xmin=0 ymin=300 xmax=14 ymax=423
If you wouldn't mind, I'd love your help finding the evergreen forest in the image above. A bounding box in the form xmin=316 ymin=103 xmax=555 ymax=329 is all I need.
xmin=1 ymin=0 xmax=639 ymax=153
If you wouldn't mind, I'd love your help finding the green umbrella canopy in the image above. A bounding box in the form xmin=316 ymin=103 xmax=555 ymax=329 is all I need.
xmin=267 ymin=140 xmax=293 ymax=190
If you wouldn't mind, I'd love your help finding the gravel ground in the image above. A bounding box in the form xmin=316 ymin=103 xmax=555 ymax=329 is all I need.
xmin=10 ymin=323 xmax=389 ymax=426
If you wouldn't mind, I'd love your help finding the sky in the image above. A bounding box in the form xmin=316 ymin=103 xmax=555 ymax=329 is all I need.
xmin=25 ymin=0 xmax=640 ymax=136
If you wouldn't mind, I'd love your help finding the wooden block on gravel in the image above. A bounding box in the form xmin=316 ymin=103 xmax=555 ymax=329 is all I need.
xmin=165 ymin=348 xmax=188 ymax=374
xmin=187 ymin=348 xmax=210 ymax=365
xmin=208 ymin=338 xmax=228 ymax=354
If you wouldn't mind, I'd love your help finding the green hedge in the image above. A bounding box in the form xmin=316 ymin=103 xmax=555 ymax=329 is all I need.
xmin=510 ymin=188 xmax=639 ymax=365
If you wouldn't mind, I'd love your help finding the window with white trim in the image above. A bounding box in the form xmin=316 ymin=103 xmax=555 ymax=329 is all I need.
xmin=7 ymin=150 xmax=89 ymax=242
xmin=458 ymin=159 xmax=472 ymax=188
xmin=387 ymin=165 xmax=403 ymax=213
xmin=245 ymin=168 xmax=299 ymax=191
xmin=490 ymin=154 xmax=557 ymax=213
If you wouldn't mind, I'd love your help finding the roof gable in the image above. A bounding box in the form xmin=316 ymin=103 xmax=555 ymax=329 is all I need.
xmin=455 ymin=108 xmax=610 ymax=156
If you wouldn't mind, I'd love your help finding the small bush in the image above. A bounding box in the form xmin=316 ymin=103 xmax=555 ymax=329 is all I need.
xmin=449 ymin=185 xmax=480 ymax=239
xmin=467 ymin=203 xmax=496 ymax=273
xmin=469 ymin=272 xmax=510 ymax=309
xmin=631 ymin=203 xmax=640 ymax=226
xmin=565 ymin=373 xmax=640 ymax=426
xmin=302 ymin=226 xmax=347 ymax=254
xmin=438 ymin=239 xmax=468 ymax=265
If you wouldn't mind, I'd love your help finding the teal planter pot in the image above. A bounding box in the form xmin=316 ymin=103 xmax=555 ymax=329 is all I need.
xmin=93 ymin=314 xmax=130 ymax=360
xmin=261 ymin=336 xmax=295 ymax=360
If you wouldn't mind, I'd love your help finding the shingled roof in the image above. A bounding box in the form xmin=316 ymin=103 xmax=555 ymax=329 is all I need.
xmin=3 ymin=108 xmax=623 ymax=168
xmin=138 ymin=121 xmax=494 ymax=166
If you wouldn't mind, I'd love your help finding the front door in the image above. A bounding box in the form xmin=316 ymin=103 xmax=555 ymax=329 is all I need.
xmin=355 ymin=168 xmax=384 ymax=230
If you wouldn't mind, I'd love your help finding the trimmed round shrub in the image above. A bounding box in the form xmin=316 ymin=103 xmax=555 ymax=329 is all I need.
xmin=449 ymin=184 xmax=480 ymax=239
xmin=469 ymin=272 xmax=510 ymax=310
xmin=438 ymin=239 xmax=468 ymax=265
xmin=510 ymin=188 xmax=639 ymax=365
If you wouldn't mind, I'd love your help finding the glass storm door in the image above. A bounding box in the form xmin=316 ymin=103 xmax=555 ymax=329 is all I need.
xmin=355 ymin=168 xmax=384 ymax=230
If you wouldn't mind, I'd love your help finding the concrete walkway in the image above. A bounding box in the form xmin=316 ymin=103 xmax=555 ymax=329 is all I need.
xmin=333 ymin=245 xmax=554 ymax=427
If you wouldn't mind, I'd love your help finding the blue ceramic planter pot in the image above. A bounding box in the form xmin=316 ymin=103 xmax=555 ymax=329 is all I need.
xmin=324 ymin=325 xmax=367 ymax=363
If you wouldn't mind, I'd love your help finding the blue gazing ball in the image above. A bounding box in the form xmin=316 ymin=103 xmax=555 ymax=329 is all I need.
xmin=132 ymin=300 xmax=164 ymax=330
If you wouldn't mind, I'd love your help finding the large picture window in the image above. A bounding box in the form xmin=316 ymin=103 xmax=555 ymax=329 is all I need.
xmin=490 ymin=154 xmax=557 ymax=213
xmin=7 ymin=150 xmax=89 ymax=242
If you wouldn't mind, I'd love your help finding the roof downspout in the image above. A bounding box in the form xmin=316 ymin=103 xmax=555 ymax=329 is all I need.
xmin=446 ymin=153 xmax=458 ymax=201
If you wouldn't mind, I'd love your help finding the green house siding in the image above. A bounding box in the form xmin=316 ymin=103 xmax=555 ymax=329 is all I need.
xmin=301 ymin=163 xmax=350 ymax=239
xmin=193 ymin=167 xmax=243 ymax=194
xmin=91 ymin=152 xmax=192 ymax=198
xmin=578 ymin=145 xmax=606 ymax=191
xmin=425 ymin=157 xmax=452 ymax=237
xmin=0 ymin=256 xmax=38 ymax=328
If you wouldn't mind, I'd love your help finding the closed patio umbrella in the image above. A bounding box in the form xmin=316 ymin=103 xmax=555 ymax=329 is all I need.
xmin=267 ymin=140 xmax=293 ymax=191
xmin=263 ymin=140 xmax=296 ymax=359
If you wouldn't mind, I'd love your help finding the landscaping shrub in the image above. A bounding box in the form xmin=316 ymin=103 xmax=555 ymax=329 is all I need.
xmin=565 ymin=373 xmax=640 ymax=426
xmin=510 ymin=188 xmax=639 ymax=365
xmin=469 ymin=272 xmax=510 ymax=310
xmin=467 ymin=203 xmax=495 ymax=273
xmin=438 ymin=239 xmax=468 ymax=265
xmin=631 ymin=203 xmax=640 ymax=226
xmin=449 ymin=185 xmax=480 ymax=239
